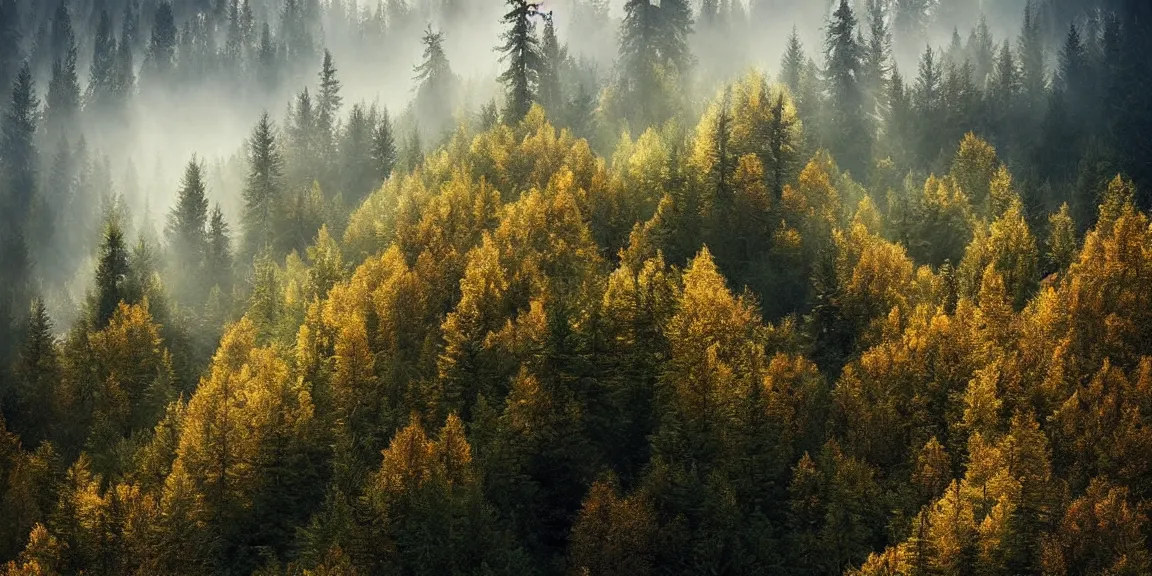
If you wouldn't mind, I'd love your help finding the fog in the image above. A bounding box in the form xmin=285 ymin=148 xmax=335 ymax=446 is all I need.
xmin=0 ymin=0 xmax=1111 ymax=330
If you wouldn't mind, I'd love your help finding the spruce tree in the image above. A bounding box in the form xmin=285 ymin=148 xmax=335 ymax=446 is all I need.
xmin=225 ymin=0 xmax=244 ymax=65
xmin=780 ymin=27 xmax=805 ymax=94
xmin=145 ymin=1 xmax=175 ymax=82
xmin=413 ymin=26 xmax=456 ymax=134
xmin=656 ymin=0 xmax=693 ymax=75
xmin=10 ymin=298 xmax=58 ymax=447
xmin=316 ymin=49 xmax=342 ymax=152
xmin=894 ymin=0 xmax=930 ymax=52
xmin=970 ymin=15 xmax=995 ymax=88
xmin=498 ymin=0 xmax=544 ymax=122
xmin=45 ymin=6 xmax=80 ymax=140
xmin=862 ymin=0 xmax=892 ymax=124
xmin=705 ymin=90 xmax=736 ymax=265
xmin=617 ymin=0 xmax=661 ymax=127
xmin=914 ymin=46 xmax=945 ymax=168
xmin=242 ymin=113 xmax=284 ymax=262
xmin=988 ymin=41 xmax=1020 ymax=153
xmin=824 ymin=0 xmax=870 ymax=176
xmin=614 ymin=0 xmax=691 ymax=128
xmin=205 ymin=204 xmax=234 ymax=303
xmin=339 ymin=103 xmax=375 ymax=202
xmin=258 ymin=22 xmax=279 ymax=93
xmin=114 ymin=15 xmax=136 ymax=106
xmin=2 ymin=62 xmax=37 ymax=225
xmin=0 ymin=0 xmax=19 ymax=106
xmin=49 ymin=4 xmax=75 ymax=70
xmin=166 ymin=157 xmax=210 ymax=305
xmin=1057 ymin=24 xmax=1088 ymax=114
xmin=371 ymin=108 xmax=397 ymax=183
xmin=1018 ymin=0 xmax=1047 ymax=117
xmin=87 ymin=10 xmax=117 ymax=111
xmin=92 ymin=219 xmax=131 ymax=329
xmin=538 ymin=14 xmax=562 ymax=117
xmin=286 ymin=87 xmax=316 ymax=190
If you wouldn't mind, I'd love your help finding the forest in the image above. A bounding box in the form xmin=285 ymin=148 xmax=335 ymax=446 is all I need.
xmin=1 ymin=0 xmax=1152 ymax=574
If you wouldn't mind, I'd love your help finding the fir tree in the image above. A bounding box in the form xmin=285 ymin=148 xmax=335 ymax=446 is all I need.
xmin=258 ymin=22 xmax=279 ymax=93
xmin=538 ymin=13 xmax=562 ymax=116
xmin=316 ymin=49 xmax=342 ymax=152
xmin=1057 ymin=24 xmax=1088 ymax=112
xmin=87 ymin=10 xmax=118 ymax=110
xmin=1018 ymin=0 xmax=1047 ymax=115
xmin=2 ymin=62 xmax=37 ymax=226
xmin=5 ymin=298 xmax=58 ymax=447
xmin=894 ymin=0 xmax=930 ymax=51
xmin=114 ymin=17 xmax=136 ymax=104
xmin=45 ymin=6 xmax=79 ymax=140
xmin=242 ymin=113 xmax=284 ymax=261
xmin=498 ymin=0 xmax=544 ymax=122
xmin=371 ymin=108 xmax=397 ymax=183
xmin=92 ymin=219 xmax=131 ymax=329
xmin=413 ymin=26 xmax=456 ymax=135
xmin=616 ymin=0 xmax=661 ymax=128
xmin=780 ymin=26 xmax=805 ymax=94
xmin=0 ymin=0 xmax=19 ymax=104
xmin=862 ymin=0 xmax=892 ymax=124
xmin=970 ymin=16 xmax=996 ymax=86
xmin=824 ymin=0 xmax=870 ymax=176
xmin=656 ymin=0 xmax=694 ymax=75
xmin=205 ymin=204 xmax=234 ymax=303
xmin=166 ymin=157 xmax=210 ymax=305
xmin=914 ymin=46 xmax=945 ymax=168
xmin=988 ymin=40 xmax=1020 ymax=150
xmin=339 ymin=103 xmax=375 ymax=202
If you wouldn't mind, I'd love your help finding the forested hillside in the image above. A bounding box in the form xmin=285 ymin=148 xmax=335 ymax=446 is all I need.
xmin=2 ymin=0 xmax=1152 ymax=574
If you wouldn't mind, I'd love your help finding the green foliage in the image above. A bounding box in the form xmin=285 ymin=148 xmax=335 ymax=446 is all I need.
xmin=10 ymin=6 xmax=1152 ymax=575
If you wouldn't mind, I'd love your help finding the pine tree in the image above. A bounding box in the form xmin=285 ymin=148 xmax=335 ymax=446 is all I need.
xmin=780 ymin=26 xmax=805 ymax=94
xmin=281 ymin=0 xmax=316 ymax=62
xmin=616 ymin=0 xmax=662 ymax=128
xmin=7 ymin=298 xmax=58 ymax=446
xmin=767 ymin=91 xmax=801 ymax=200
xmin=2 ymin=62 xmax=37 ymax=234
xmin=92 ymin=219 xmax=131 ymax=329
xmin=894 ymin=0 xmax=930 ymax=52
xmin=166 ymin=157 xmax=210 ymax=306
xmin=0 ymin=0 xmax=19 ymax=105
xmin=205 ymin=203 xmax=233 ymax=299
xmin=45 ymin=10 xmax=79 ymax=140
xmin=257 ymin=22 xmax=279 ymax=93
xmin=498 ymin=0 xmax=544 ymax=122
xmin=114 ymin=3 xmax=137 ymax=102
xmin=285 ymin=87 xmax=316 ymax=190
xmin=1057 ymin=24 xmax=1088 ymax=113
xmin=87 ymin=10 xmax=118 ymax=111
xmin=988 ymin=41 xmax=1020 ymax=151
xmin=371 ymin=108 xmax=397 ymax=183
xmin=242 ymin=113 xmax=283 ymax=262
xmin=225 ymin=0 xmax=243 ymax=65
xmin=824 ymin=0 xmax=870 ymax=177
xmin=861 ymin=0 xmax=892 ymax=125
xmin=316 ymin=49 xmax=342 ymax=152
xmin=914 ymin=46 xmax=945 ymax=168
xmin=413 ymin=27 xmax=456 ymax=135
xmin=701 ymin=89 xmax=736 ymax=262
xmin=656 ymin=0 xmax=694 ymax=75
xmin=339 ymin=103 xmax=376 ymax=203
xmin=970 ymin=15 xmax=995 ymax=88
xmin=538 ymin=13 xmax=562 ymax=116
xmin=1018 ymin=0 xmax=1047 ymax=116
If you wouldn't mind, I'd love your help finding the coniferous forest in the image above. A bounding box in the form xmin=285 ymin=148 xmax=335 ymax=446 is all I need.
xmin=3 ymin=0 xmax=1152 ymax=573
